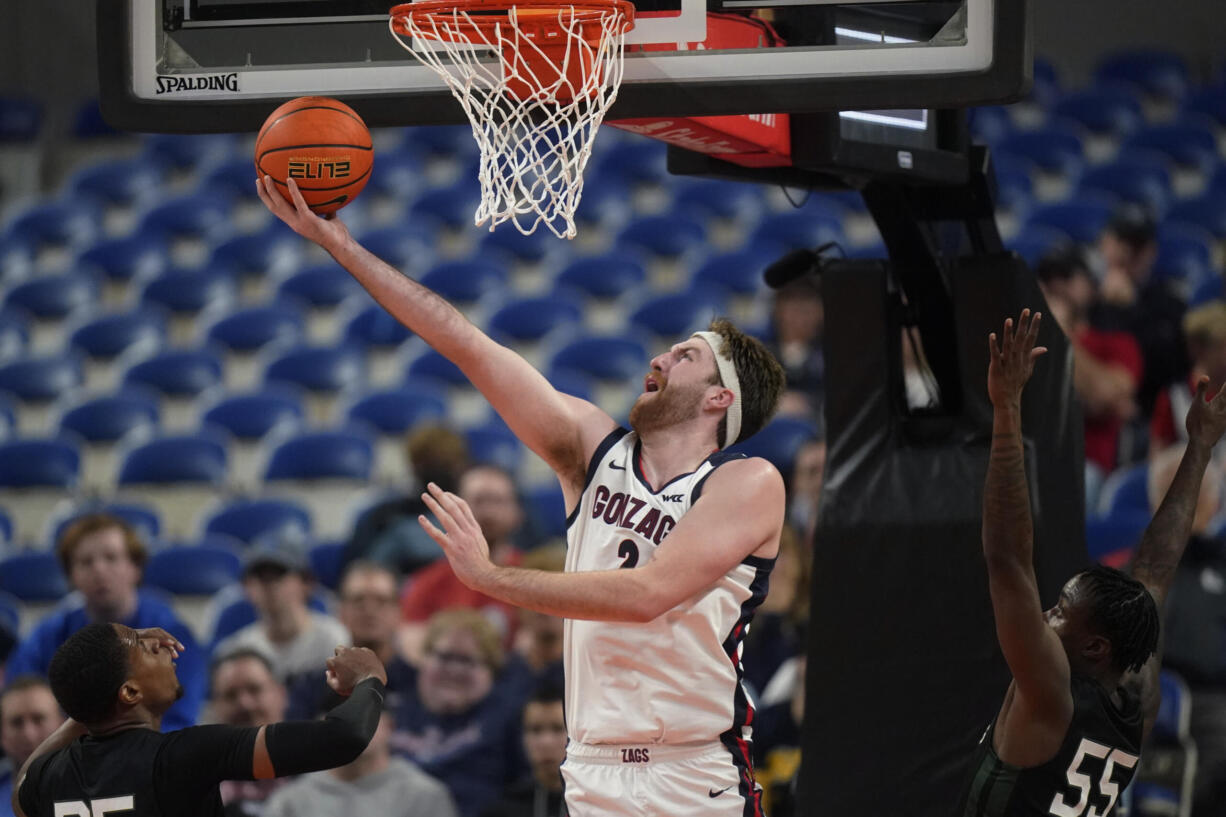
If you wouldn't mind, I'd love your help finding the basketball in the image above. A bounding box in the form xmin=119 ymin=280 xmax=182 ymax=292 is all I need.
xmin=254 ymin=96 xmax=373 ymax=215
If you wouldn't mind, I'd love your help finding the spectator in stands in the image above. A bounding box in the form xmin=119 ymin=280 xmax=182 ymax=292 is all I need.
xmin=399 ymin=465 xmax=526 ymax=660
xmin=214 ymin=537 xmax=349 ymax=684
xmin=210 ymin=649 xmax=294 ymax=817
xmin=1038 ymin=249 xmax=1143 ymax=474
xmin=508 ymin=546 xmax=566 ymax=693
xmin=788 ymin=434 xmax=826 ymax=546
xmin=1151 ymin=301 xmax=1226 ymax=457
xmin=4 ymin=513 xmax=204 ymax=730
xmin=1091 ymin=206 xmax=1189 ymax=416
xmin=390 ymin=609 xmax=527 ymax=817
xmin=287 ymin=561 xmax=414 ymax=720
xmin=752 ymin=645 xmax=805 ymax=817
xmin=264 ymin=707 xmax=458 ymax=817
xmin=0 ymin=677 xmax=63 ymax=817
xmin=1144 ymin=444 xmax=1226 ymax=816
xmin=766 ymin=275 xmax=824 ymax=418
xmin=479 ymin=684 xmax=567 ymax=817
xmin=344 ymin=425 xmax=470 ymax=575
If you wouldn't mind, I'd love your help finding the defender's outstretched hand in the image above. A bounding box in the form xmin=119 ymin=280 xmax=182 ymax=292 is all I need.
xmin=418 ymin=482 xmax=495 ymax=591
xmin=987 ymin=309 xmax=1048 ymax=408
xmin=1186 ymin=376 xmax=1226 ymax=450
xmin=255 ymin=175 xmax=350 ymax=251
xmin=325 ymin=645 xmax=388 ymax=695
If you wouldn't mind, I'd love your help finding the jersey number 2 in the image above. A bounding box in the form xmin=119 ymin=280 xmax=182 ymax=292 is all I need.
xmin=1048 ymin=738 xmax=1138 ymax=817
xmin=54 ymin=796 xmax=135 ymax=817
xmin=618 ymin=539 xmax=639 ymax=568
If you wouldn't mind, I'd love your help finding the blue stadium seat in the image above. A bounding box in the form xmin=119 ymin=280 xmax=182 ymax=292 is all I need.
xmin=400 ymin=124 xmax=477 ymax=160
xmin=1085 ymin=510 xmax=1150 ymax=563
xmin=309 ymin=541 xmax=347 ymax=590
xmin=0 ymin=97 xmax=41 ymax=142
xmin=70 ymin=158 xmax=162 ymax=208
xmin=344 ymin=304 xmax=412 ymax=348
xmin=727 ymin=416 xmax=820 ymax=476
xmin=277 ymin=264 xmax=363 ymax=307
xmin=525 ymin=484 xmax=567 ymax=539
xmin=118 ymin=434 xmax=227 ymax=485
xmin=1024 ymin=198 xmax=1115 ymax=245
xmin=210 ymin=225 xmax=301 ymax=278
xmin=1124 ymin=118 xmax=1218 ymax=171
xmin=204 ymin=498 xmax=312 ymax=545
xmin=124 ymin=349 xmax=224 ymax=397
xmin=618 ymin=215 xmax=707 ymax=259
xmin=1007 ymin=225 xmax=1074 ymax=268
xmin=60 ymin=391 xmax=159 ymax=443
xmin=406 ymin=348 xmax=468 ymax=387
xmin=629 ymin=290 xmax=726 ymax=338
xmin=144 ymin=133 xmax=235 ymax=172
xmin=479 ymin=225 xmax=559 ymax=266
xmin=201 ymin=157 xmax=263 ymax=200
xmin=0 ymin=509 xmax=11 ymax=545
xmin=555 ymin=252 xmax=646 ymax=299
xmin=464 ymin=424 xmax=523 ymax=472
xmin=1053 ymin=87 xmax=1145 ymax=136
xmin=968 ymin=106 xmax=1014 ymax=145
xmin=4 ymin=201 xmax=100 ymax=255
xmin=1076 ymin=154 xmax=1173 ymax=216
xmin=0 ymin=438 xmax=79 ymax=488
xmin=0 ymin=355 xmax=82 ymax=401
xmin=1097 ymin=462 xmax=1149 ymax=516
xmin=594 ymin=140 xmax=668 ymax=187
xmin=690 ymin=249 xmax=774 ymax=296
xmin=489 ymin=295 xmax=583 ymax=341
xmin=671 ymin=178 xmax=766 ymax=223
xmin=420 ymin=260 xmax=507 ymax=304
xmin=202 ymin=388 xmax=304 ymax=440
xmin=1167 ymin=192 xmax=1226 ymax=240
xmin=264 ymin=345 xmax=366 ymax=394
xmin=141 ymin=266 xmax=237 ymax=316
xmin=549 ymin=335 xmax=648 ymax=382
xmin=1030 ymin=58 xmax=1061 ymax=108
xmin=138 ymin=192 xmax=235 ymax=243
xmin=1189 ymin=275 xmax=1224 ymax=308
xmin=548 ymin=369 xmax=595 ymax=402
xmin=572 ymin=171 xmax=633 ymax=227
xmin=1181 ymin=84 xmax=1226 ymax=127
xmin=144 ymin=538 xmax=244 ymax=595
xmin=1154 ymin=223 xmax=1215 ymax=286
xmin=997 ymin=124 xmax=1085 ymax=176
xmin=1154 ymin=669 xmax=1191 ymax=741
xmin=364 ymin=150 xmax=424 ymax=199
xmin=51 ymin=502 xmax=162 ymax=545
xmin=72 ymin=100 xmax=120 ymax=139
xmin=70 ymin=309 xmax=166 ymax=360
xmin=1095 ymin=50 xmax=1189 ymax=100
xmin=265 ymin=430 xmax=374 ymax=481
xmin=0 ymin=551 xmax=69 ymax=602
xmin=0 ymin=394 xmax=13 ymax=439
xmin=357 ymin=223 xmax=435 ymax=270
xmin=78 ymin=234 xmax=169 ymax=283
xmin=408 ymin=185 xmax=482 ymax=231
xmin=0 ymin=309 xmax=28 ymax=364
xmin=5 ymin=271 xmax=99 ymax=319
xmin=992 ymin=155 xmax=1036 ymax=213
xmin=206 ymin=303 xmax=304 ymax=353
xmin=346 ymin=385 xmax=447 ymax=434
xmin=749 ymin=209 xmax=844 ymax=254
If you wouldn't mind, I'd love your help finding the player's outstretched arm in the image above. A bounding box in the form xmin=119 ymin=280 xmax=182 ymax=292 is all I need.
xmin=417 ymin=458 xmax=784 ymax=621
xmin=982 ymin=311 xmax=1072 ymax=723
xmin=256 ymin=175 xmax=615 ymax=483
xmin=1126 ymin=377 xmax=1226 ymax=734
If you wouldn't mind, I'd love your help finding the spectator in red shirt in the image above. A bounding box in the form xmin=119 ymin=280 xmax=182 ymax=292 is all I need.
xmin=1037 ymin=250 xmax=1143 ymax=472
xmin=399 ymin=465 xmax=525 ymax=661
xmin=1151 ymin=301 xmax=1226 ymax=457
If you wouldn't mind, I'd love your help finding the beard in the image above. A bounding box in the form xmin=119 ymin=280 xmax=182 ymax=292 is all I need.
xmin=174 ymin=683 xmax=185 ymax=701
xmin=629 ymin=379 xmax=706 ymax=436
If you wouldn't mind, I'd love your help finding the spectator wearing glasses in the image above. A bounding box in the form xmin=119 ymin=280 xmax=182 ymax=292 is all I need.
xmin=390 ymin=610 xmax=527 ymax=817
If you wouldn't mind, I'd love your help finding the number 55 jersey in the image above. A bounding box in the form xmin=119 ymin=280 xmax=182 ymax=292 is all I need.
xmin=959 ymin=674 xmax=1144 ymax=817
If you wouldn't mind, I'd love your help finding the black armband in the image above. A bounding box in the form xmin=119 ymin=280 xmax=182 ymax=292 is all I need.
xmin=263 ymin=678 xmax=386 ymax=776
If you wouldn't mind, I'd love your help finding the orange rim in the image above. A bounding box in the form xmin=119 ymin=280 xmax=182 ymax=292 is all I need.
xmin=390 ymin=0 xmax=636 ymax=43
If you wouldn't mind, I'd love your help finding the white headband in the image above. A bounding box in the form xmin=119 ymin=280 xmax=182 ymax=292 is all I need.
xmin=692 ymin=330 xmax=742 ymax=449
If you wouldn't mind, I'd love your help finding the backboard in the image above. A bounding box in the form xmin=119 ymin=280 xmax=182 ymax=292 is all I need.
xmin=99 ymin=0 xmax=1029 ymax=133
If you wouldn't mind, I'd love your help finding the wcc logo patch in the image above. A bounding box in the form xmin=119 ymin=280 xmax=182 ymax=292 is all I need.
xmin=287 ymin=157 xmax=353 ymax=180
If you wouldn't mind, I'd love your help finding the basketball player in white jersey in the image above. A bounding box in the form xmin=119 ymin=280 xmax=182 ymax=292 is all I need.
xmin=258 ymin=176 xmax=789 ymax=816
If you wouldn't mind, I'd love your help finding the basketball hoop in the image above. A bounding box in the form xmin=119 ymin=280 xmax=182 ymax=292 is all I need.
xmin=389 ymin=0 xmax=636 ymax=239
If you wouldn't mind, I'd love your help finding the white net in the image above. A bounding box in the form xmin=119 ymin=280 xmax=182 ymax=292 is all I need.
xmin=389 ymin=2 xmax=634 ymax=239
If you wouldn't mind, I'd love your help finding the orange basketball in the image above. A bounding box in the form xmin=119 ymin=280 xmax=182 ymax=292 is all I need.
xmin=255 ymin=96 xmax=373 ymax=215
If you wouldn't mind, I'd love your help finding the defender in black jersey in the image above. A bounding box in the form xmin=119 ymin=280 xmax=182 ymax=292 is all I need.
xmin=11 ymin=622 xmax=388 ymax=817
xmin=961 ymin=310 xmax=1226 ymax=817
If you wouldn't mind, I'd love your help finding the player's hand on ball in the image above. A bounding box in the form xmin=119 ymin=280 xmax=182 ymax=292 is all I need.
xmin=325 ymin=645 xmax=388 ymax=695
xmin=417 ymin=482 xmax=495 ymax=590
xmin=256 ymin=175 xmax=350 ymax=251
xmin=987 ymin=309 xmax=1047 ymax=408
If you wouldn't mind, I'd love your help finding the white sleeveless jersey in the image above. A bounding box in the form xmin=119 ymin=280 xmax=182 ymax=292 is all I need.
xmin=563 ymin=428 xmax=775 ymax=748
